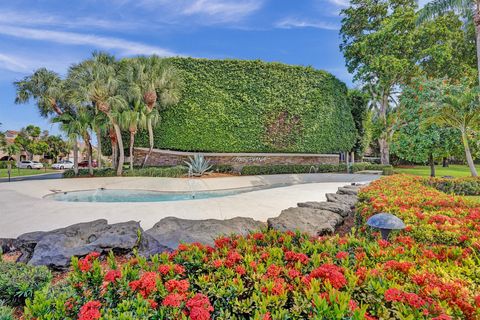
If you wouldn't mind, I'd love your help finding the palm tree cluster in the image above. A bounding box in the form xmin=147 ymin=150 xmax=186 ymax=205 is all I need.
xmin=14 ymin=52 xmax=182 ymax=176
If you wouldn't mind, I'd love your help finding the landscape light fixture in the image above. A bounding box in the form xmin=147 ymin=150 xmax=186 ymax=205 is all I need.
xmin=366 ymin=212 xmax=406 ymax=240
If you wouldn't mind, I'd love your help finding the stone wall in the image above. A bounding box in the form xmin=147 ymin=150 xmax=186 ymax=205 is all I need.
xmin=134 ymin=148 xmax=339 ymax=169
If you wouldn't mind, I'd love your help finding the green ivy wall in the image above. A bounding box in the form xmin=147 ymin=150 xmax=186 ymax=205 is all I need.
xmin=133 ymin=58 xmax=356 ymax=153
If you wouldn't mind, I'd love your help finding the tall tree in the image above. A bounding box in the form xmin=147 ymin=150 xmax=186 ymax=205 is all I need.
xmin=340 ymin=0 xmax=419 ymax=164
xmin=123 ymin=56 xmax=181 ymax=167
xmin=67 ymin=52 xmax=127 ymax=176
xmin=416 ymin=79 xmax=480 ymax=176
xmin=119 ymin=100 xmax=147 ymax=170
xmin=418 ymin=0 xmax=480 ymax=85
xmin=14 ymin=68 xmax=66 ymax=116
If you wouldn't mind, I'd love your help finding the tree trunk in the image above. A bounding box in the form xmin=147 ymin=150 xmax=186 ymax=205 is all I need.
xmin=378 ymin=136 xmax=390 ymax=165
xmin=142 ymin=118 xmax=154 ymax=168
xmin=428 ymin=153 xmax=435 ymax=177
xmin=84 ymin=134 xmax=93 ymax=177
xmin=73 ymin=137 xmax=79 ymax=176
xmin=130 ymin=131 xmax=135 ymax=171
xmin=113 ymin=123 xmax=124 ymax=176
xmin=462 ymin=131 xmax=478 ymax=177
xmin=96 ymin=128 xmax=102 ymax=169
xmin=442 ymin=157 xmax=449 ymax=168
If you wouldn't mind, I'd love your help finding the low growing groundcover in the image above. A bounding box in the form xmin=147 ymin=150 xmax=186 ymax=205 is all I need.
xmin=4 ymin=175 xmax=479 ymax=319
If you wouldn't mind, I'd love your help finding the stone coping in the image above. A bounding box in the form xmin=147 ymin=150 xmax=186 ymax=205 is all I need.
xmin=135 ymin=147 xmax=338 ymax=158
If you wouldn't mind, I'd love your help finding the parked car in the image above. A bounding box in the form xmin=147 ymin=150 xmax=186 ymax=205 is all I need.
xmin=78 ymin=160 xmax=98 ymax=168
xmin=18 ymin=160 xmax=44 ymax=169
xmin=52 ymin=160 xmax=74 ymax=170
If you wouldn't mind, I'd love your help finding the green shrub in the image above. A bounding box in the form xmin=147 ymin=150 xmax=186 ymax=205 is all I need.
xmin=0 ymin=303 xmax=14 ymax=320
xmin=126 ymin=58 xmax=356 ymax=154
xmin=240 ymin=163 xmax=393 ymax=176
xmin=0 ymin=261 xmax=51 ymax=306
xmin=0 ymin=161 xmax=16 ymax=169
xmin=211 ymin=164 xmax=235 ymax=173
xmin=63 ymin=166 xmax=188 ymax=178
xmin=350 ymin=162 xmax=393 ymax=175
xmin=424 ymin=177 xmax=480 ymax=195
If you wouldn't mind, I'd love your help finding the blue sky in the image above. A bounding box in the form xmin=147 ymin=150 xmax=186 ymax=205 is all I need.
xmin=0 ymin=0 xmax=354 ymax=134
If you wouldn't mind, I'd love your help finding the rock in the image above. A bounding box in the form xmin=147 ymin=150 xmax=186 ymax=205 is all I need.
xmin=336 ymin=186 xmax=361 ymax=196
xmin=297 ymin=201 xmax=351 ymax=217
xmin=267 ymin=207 xmax=344 ymax=236
xmin=0 ymin=238 xmax=21 ymax=254
xmin=325 ymin=193 xmax=358 ymax=208
xmin=146 ymin=217 xmax=265 ymax=250
xmin=17 ymin=219 xmax=169 ymax=269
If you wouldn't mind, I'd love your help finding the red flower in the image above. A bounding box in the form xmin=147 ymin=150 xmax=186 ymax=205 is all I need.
xmin=266 ymin=264 xmax=282 ymax=278
xmin=186 ymin=293 xmax=213 ymax=320
xmin=162 ymin=293 xmax=185 ymax=307
xmin=235 ymin=265 xmax=246 ymax=275
xmin=148 ymin=299 xmax=158 ymax=309
xmin=384 ymin=288 xmax=404 ymax=302
xmin=78 ymin=301 xmax=101 ymax=320
xmin=165 ymin=279 xmax=190 ymax=293
xmin=335 ymin=251 xmax=348 ymax=260
xmin=263 ymin=312 xmax=272 ymax=320
xmin=309 ymin=264 xmax=346 ymax=289
xmin=158 ymin=264 xmax=171 ymax=275
xmin=78 ymin=258 xmax=92 ymax=272
xmin=104 ymin=270 xmax=121 ymax=283
xmin=284 ymin=251 xmax=309 ymax=264
xmin=128 ymin=272 xmax=158 ymax=298
xmin=174 ymin=264 xmax=186 ymax=275
xmin=212 ymin=259 xmax=223 ymax=268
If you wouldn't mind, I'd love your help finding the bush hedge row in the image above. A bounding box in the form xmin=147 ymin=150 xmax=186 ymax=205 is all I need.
xmin=240 ymin=163 xmax=393 ymax=176
xmin=424 ymin=177 xmax=480 ymax=195
xmin=63 ymin=166 xmax=188 ymax=178
xmin=131 ymin=58 xmax=356 ymax=153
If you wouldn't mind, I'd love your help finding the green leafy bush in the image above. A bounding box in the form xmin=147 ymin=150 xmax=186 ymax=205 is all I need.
xmin=129 ymin=58 xmax=356 ymax=154
xmin=0 ymin=303 xmax=14 ymax=320
xmin=424 ymin=177 xmax=480 ymax=195
xmin=240 ymin=163 xmax=393 ymax=176
xmin=0 ymin=161 xmax=16 ymax=169
xmin=0 ymin=261 xmax=51 ymax=306
xmin=63 ymin=166 xmax=188 ymax=178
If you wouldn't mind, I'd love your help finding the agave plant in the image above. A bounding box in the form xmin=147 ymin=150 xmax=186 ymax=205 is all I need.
xmin=184 ymin=154 xmax=212 ymax=176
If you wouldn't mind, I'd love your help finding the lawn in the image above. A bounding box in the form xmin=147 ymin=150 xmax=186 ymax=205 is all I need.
xmin=394 ymin=164 xmax=480 ymax=177
xmin=0 ymin=168 xmax=57 ymax=178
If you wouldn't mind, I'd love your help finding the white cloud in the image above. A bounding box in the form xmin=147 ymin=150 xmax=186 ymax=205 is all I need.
xmin=0 ymin=10 xmax=138 ymax=30
xmin=327 ymin=0 xmax=350 ymax=7
xmin=182 ymin=0 xmax=263 ymax=22
xmin=0 ymin=25 xmax=179 ymax=57
xmin=0 ymin=53 xmax=28 ymax=72
xmin=275 ymin=18 xmax=339 ymax=30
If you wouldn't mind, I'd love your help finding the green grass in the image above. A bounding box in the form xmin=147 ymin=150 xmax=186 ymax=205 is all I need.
xmin=394 ymin=164 xmax=480 ymax=178
xmin=0 ymin=168 xmax=57 ymax=178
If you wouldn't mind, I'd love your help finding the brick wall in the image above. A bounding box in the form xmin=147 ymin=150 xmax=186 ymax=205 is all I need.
xmin=134 ymin=148 xmax=339 ymax=170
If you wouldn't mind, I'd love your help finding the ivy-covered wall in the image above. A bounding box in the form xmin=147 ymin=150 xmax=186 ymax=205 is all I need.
xmin=133 ymin=58 xmax=356 ymax=153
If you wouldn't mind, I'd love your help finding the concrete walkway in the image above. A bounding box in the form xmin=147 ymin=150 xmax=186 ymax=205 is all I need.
xmin=0 ymin=173 xmax=379 ymax=238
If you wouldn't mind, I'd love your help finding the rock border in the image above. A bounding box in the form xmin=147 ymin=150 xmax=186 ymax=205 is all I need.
xmin=1 ymin=183 xmax=364 ymax=269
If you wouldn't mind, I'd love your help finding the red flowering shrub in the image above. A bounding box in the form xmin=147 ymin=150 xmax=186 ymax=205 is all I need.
xmin=23 ymin=175 xmax=479 ymax=319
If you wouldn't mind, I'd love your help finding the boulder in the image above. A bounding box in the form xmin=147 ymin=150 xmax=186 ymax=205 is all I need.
xmin=325 ymin=193 xmax=358 ymax=208
xmin=0 ymin=238 xmax=21 ymax=254
xmin=267 ymin=207 xmax=343 ymax=236
xmin=336 ymin=186 xmax=361 ymax=196
xmin=146 ymin=217 xmax=265 ymax=250
xmin=17 ymin=219 xmax=169 ymax=269
xmin=297 ymin=201 xmax=351 ymax=217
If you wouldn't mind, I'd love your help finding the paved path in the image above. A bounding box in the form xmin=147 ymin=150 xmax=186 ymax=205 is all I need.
xmin=0 ymin=172 xmax=63 ymax=183
xmin=0 ymin=173 xmax=380 ymax=238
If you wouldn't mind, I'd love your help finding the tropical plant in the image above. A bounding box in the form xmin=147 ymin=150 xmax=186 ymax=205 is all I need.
xmin=418 ymin=0 xmax=480 ymax=85
xmin=414 ymin=79 xmax=480 ymax=176
xmin=118 ymin=100 xmax=147 ymax=170
xmin=1 ymin=144 xmax=20 ymax=161
xmin=91 ymin=111 xmax=109 ymax=169
xmin=14 ymin=68 xmax=66 ymax=116
xmin=184 ymin=154 xmax=212 ymax=176
xmin=67 ymin=52 xmax=127 ymax=176
xmin=123 ymin=56 xmax=182 ymax=167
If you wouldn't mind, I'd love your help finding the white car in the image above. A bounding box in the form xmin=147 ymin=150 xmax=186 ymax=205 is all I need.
xmin=52 ymin=160 xmax=74 ymax=170
xmin=18 ymin=160 xmax=44 ymax=169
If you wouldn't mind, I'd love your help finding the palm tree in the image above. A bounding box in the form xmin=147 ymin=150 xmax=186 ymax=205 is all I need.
xmin=67 ymin=52 xmax=127 ymax=176
xmin=123 ymin=56 xmax=182 ymax=167
xmin=119 ymin=100 xmax=147 ymax=170
xmin=14 ymin=68 xmax=66 ymax=116
xmin=2 ymin=144 xmax=20 ymax=161
xmin=53 ymin=108 xmax=95 ymax=176
xmin=424 ymin=80 xmax=480 ymax=176
xmin=91 ymin=111 xmax=109 ymax=169
xmin=418 ymin=0 xmax=480 ymax=85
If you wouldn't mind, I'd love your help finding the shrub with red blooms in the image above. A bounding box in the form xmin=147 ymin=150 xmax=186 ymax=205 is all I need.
xmin=23 ymin=175 xmax=480 ymax=319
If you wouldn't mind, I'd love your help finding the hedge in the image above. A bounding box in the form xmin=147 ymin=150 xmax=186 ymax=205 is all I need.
xmin=424 ymin=177 xmax=480 ymax=196
xmin=240 ymin=163 xmax=393 ymax=176
xmin=130 ymin=58 xmax=356 ymax=154
xmin=63 ymin=166 xmax=188 ymax=178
